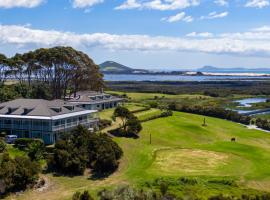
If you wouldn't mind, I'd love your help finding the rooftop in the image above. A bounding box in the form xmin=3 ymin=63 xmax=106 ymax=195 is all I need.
xmin=0 ymin=99 xmax=96 ymax=119
xmin=66 ymin=91 xmax=123 ymax=103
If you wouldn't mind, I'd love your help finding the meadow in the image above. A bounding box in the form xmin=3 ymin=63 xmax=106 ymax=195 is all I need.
xmin=8 ymin=109 xmax=270 ymax=200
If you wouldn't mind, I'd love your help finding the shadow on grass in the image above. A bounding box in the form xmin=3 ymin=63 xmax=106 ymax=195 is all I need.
xmin=88 ymin=170 xmax=116 ymax=181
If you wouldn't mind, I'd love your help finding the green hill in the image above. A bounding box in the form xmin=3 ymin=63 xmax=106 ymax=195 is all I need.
xmin=99 ymin=61 xmax=148 ymax=74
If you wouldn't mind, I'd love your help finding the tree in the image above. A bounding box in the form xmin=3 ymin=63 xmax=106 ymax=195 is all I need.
xmin=126 ymin=115 xmax=142 ymax=135
xmin=0 ymin=54 xmax=10 ymax=85
xmin=49 ymin=126 xmax=123 ymax=175
xmin=27 ymin=140 xmax=45 ymax=161
xmin=113 ymin=106 xmax=132 ymax=130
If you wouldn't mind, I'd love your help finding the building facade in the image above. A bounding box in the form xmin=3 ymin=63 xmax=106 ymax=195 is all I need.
xmin=66 ymin=91 xmax=123 ymax=110
xmin=0 ymin=99 xmax=99 ymax=145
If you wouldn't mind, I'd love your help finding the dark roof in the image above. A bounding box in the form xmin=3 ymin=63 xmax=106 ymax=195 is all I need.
xmin=0 ymin=99 xmax=87 ymax=117
xmin=66 ymin=91 xmax=123 ymax=104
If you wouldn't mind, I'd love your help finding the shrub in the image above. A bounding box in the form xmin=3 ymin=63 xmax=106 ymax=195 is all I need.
xmin=0 ymin=139 xmax=6 ymax=153
xmin=49 ymin=126 xmax=123 ymax=175
xmin=72 ymin=191 xmax=94 ymax=200
xmin=14 ymin=138 xmax=44 ymax=150
xmin=139 ymin=110 xmax=173 ymax=123
xmin=126 ymin=116 xmax=142 ymax=135
xmin=0 ymin=153 xmax=40 ymax=195
xmin=14 ymin=138 xmax=45 ymax=161
xmin=98 ymin=119 xmax=112 ymax=130
xmin=131 ymin=106 xmax=151 ymax=114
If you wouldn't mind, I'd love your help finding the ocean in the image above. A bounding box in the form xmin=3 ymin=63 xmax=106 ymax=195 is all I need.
xmin=104 ymin=73 xmax=270 ymax=82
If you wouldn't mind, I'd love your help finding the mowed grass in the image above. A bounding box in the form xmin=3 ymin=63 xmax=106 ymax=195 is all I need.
xmin=9 ymin=111 xmax=270 ymax=200
xmin=108 ymin=91 xmax=211 ymax=101
xmin=99 ymin=103 xmax=147 ymax=120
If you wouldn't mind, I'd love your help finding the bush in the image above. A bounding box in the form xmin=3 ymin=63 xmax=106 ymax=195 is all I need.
xmin=14 ymin=138 xmax=45 ymax=161
xmin=131 ymin=106 xmax=151 ymax=114
xmin=72 ymin=191 xmax=94 ymax=200
xmin=0 ymin=153 xmax=40 ymax=195
xmin=98 ymin=119 xmax=112 ymax=130
xmin=139 ymin=110 xmax=173 ymax=123
xmin=126 ymin=116 xmax=142 ymax=135
xmin=175 ymin=105 xmax=251 ymax=125
xmin=0 ymin=139 xmax=6 ymax=153
xmin=49 ymin=126 xmax=123 ymax=176
xmin=14 ymin=138 xmax=43 ymax=150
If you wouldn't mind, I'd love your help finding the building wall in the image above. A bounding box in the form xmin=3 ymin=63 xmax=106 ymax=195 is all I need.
xmin=0 ymin=113 xmax=99 ymax=145
xmin=81 ymin=100 xmax=121 ymax=110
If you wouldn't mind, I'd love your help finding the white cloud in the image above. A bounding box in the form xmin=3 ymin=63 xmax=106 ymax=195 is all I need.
xmin=116 ymin=0 xmax=200 ymax=11
xmin=183 ymin=15 xmax=194 ymax=22
xmin=115 ymin=0 xmax=141 ymax=9
xmin=72 ymin=0 xmax=104 ymax=8
xmin=252 ymin=26 xmax=270 ymax=32
xmin=214 ymin=0 xmax=228 ymax=6
xmin=186 ymin=32 xmax=214 ymax=37
xmin=200 ymin=11 xmax=228 ymax=20
xmin=245 ymin=0 xmax=270 ymax=8
xmin=162 ymin=12 xmax=193 ymax=23
xmin=2 ymin=24 xmax=270 ymax=57
xmin=0 ymin=0 xmax=44 ymax=8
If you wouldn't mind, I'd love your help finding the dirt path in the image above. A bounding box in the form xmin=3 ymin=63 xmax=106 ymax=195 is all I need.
xmin=101 ymin=118 xmax=122 ymax=133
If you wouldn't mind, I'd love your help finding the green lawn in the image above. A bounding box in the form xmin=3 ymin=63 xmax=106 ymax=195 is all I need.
xmin=108 ymin=91 xmax=211 ymax=101
xmin=8 ymin=111 xmax=270 ymax=200
xmin=99 ymin=103 xmax=148 ymax=120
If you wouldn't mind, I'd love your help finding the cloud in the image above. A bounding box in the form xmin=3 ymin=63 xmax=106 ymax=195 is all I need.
xmin=115 ymin=0 xmax=141 ymax=9
xmin=186 ymin=32 xmax=214 ymax=37
xmin=214 ymin=0 xmax=228 ymax=6
xmin=115 ymin=0 xmax=200 ymax=11
xmin=72 ymin=0 xmax=104 ymax=8
xmin=162 ymin=12 xmax=193 ymax=23
xmin=200 ymin=11 xmax=228 ymax=20
xmin=0 ymin=0 xmax=44 ymax=8
xmin=2 ymin=24 xmax=270 ymax=57
xmin=245 ymin=0 xmax=270 ymax=8
xmin=252 ymin=26 xmax=270 ymax=32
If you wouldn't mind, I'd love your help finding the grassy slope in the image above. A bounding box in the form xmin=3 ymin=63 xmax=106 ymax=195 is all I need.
xmin=8 ymin=112 xmax=270 ymax=200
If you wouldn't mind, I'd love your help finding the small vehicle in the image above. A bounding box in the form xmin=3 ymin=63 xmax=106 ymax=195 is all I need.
xmin=5 ymin=135 xmax=18 ymax=144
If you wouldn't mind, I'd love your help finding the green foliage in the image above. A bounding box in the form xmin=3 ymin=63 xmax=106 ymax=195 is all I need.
xmin=72 ymin=191 xmax=94 ymax=200
xmin=113 ymin=106 xmax=143 ymax=137
xmin=0 ymin=85 xmax=20 ymax=102
xmin=0 ymin=47 xmax=104 ymax=99
xmin=0 ymin=139 xmax=6 ymax=153
xmin=98 ymin=119 xmax=112 ymax=130
xmin=177 ymin=105 xmax=251 ymax=125
xmin=159 ymin=182 xmax=168 ymax=196
xmin=0 ymin=153 xmax=40 ymax=195
xmin=27 ymin=140 xmax=45 ymax=161
xmin=14 ymin=138 xmax=45 ymax=161
xmin=30 ymin=83 xmax=52 ymax=99
xmin=98 ymin=186 xmax=160 ymax=200
xmin=49 ymin=125 xmax=123 ymax=175
xmin=126 ymin=116 xmax=142 ymax=135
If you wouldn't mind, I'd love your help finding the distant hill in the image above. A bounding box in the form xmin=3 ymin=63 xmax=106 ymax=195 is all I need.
xmin=198 ymin=66 xmax=270 ymax=72
xmin=99 ymin=61 xmax=148 ymax=74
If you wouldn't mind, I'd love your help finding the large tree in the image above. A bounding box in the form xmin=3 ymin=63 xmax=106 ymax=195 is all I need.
xmin=5 ymin=46 xmax=104 ymax=99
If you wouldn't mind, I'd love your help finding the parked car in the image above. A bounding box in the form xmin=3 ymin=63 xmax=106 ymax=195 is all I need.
xmin=5 ymin=135 xmax=18 ymax=144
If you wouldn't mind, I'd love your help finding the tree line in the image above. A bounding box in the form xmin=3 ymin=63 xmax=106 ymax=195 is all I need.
xmin=0 ymin=46 xmax=104 ymax=99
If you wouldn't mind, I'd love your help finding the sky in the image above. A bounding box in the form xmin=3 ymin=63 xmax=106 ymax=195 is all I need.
xmin=1 ymin=0 xmax=270 ymax=70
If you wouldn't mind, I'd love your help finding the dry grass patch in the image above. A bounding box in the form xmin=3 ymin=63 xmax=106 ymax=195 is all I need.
xmin=150 ymin=148 xmax=243 ymax=176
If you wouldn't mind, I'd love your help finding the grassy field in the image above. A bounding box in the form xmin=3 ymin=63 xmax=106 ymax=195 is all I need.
xmin=99 ymin=103 xmax=147 ymax=120
xmin=8 ymin=110 xmax=270 ymax=200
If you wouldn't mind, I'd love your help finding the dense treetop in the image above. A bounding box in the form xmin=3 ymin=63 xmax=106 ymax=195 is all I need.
xmin=0 ymin=47 xmax=104 ymax=99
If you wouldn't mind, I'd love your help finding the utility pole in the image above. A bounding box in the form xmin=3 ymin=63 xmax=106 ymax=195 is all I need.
xmin=202 ymin=118 xmax=207 ymax=126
